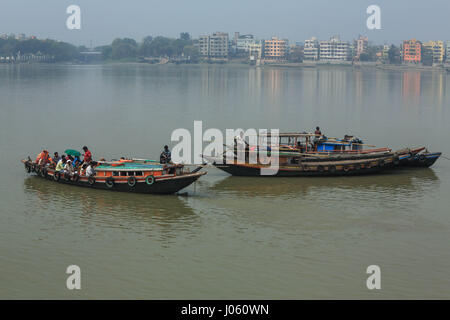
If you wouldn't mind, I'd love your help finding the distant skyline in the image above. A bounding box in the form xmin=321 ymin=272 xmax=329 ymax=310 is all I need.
xmin=1 ymin=0 xmax=450 ymax=47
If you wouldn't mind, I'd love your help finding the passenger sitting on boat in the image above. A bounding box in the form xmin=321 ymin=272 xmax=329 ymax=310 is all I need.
xmin=160 ymin=145 xmax=171 ymax=164
xmin=64 ymin=159 xmax=75 ymax=175
xmin=55 ymin=157 xmax=67 ymax=172
xmin=35 ymin=150 xmax=50 ymax=166
xmin=86 ymin=161 xmax=96 ymax=177
xmin=52 ymin=152 xmax=61 ymax=165
xmin=79 ymin=163 xmax=87 ymax=176
xmin=72 ymin=155 xmax=81 ymax=168
xmin=82 ymin=146 xmax=93 ymax=164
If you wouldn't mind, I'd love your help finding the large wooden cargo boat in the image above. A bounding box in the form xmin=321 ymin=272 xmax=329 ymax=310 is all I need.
xmin=22 ymin=159 xmax=206 ymax=194
xmin=204 ymin=153 xmax=400 ymax=177
xmin=204 ymin=131 xmax=441 ymax=177
xmin=229 ymin=132 xmax=441 ymax=169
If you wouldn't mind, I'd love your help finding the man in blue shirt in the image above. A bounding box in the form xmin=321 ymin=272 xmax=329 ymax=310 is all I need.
xmin=160 ymin=145 xmax=171 ymax=164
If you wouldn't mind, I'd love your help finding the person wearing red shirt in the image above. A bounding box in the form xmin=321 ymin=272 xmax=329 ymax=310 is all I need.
xmin=82 ymin=146 xmax=93 ymax=164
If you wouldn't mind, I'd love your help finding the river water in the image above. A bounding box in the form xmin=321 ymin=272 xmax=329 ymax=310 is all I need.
xmin=0 ymin=63 xmax=449 ymax=299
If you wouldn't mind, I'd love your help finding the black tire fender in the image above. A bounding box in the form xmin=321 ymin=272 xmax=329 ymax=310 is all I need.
xmin=127 ymin=176 xmax=137 ymax=187
xmin=145 ymin=175 xmax=155 ymax=185
xmin=105 ymin=177 xmax=114 ymax=188
xmin=88 ymin=176 xmax=96 ymax=186
xmin=53 ymin=171 xmax=61 ymax=181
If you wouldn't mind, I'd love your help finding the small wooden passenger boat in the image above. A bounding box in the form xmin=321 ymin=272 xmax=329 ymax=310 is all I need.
xmin=22 ymin=159 xmax=206 ymax=194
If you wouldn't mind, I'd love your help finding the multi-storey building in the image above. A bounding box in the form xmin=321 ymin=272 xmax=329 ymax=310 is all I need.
xmin=198 ymin=32 xmax=229 ymax=59
xmin=447 ymin=41 xmax=450 ymax=63
xmin=402 ymin=39 xmax=422 ymax=63
xmin=303 ymin=37 xmax=319 ymax=61
xmin=263 ymin=37 xmax=288 ymax=61
xmin=248 ymin=42 xmax=262 ymax=60
xmin=236 ymin=34 xmax=259 ymax=52
xmin=423 ymin=40 xmax=445 ymax=64
xmin=354 ymin=35 xmax=368 ymax=59
xmin=319 ymin=36 xmax=350 ymax=61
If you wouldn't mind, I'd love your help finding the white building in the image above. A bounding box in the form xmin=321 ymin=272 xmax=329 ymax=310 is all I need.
xmin=319 ymin=36 xmax=350 ymax=61
xmin=199 ymin=32 xmax=229 ymax=59
xmin=446 ymin=41 xmax=450 ymax=63
xmin=303 ymin=37 xmax=319 ymax=61
xmin=236 ymin=34 xmax=259 ymax=52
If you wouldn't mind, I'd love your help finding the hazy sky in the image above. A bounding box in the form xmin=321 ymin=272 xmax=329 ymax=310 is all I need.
xmin=1 ymin=0 xmax=449 ymax=46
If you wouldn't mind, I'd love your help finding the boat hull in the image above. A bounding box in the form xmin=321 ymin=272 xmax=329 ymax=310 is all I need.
xmin=400 ymin=152 xmax=442 ymax=168
xmin=214 ymin=163 xmax=384 ymax=177
xmin=206 ymin=155 xmax=395 ymax=177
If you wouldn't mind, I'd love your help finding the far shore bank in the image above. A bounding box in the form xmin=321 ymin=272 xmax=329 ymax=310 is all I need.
xmin=2 ymin=60 xmax=450 ymax=73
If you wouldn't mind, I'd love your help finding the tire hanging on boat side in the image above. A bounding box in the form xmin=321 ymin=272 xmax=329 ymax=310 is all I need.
xmin=53 ymin=171 xmax=61 ymax=182
xmin=40 ymin=167 xmax=48 ymax=178
xmin=88 ymin=176 xmax=95 ymax=186
xmin=105 ymin=177 xmax=114 ymax=188
xmin=146 ymin=175 xmax=155 ymax=185
xmin=127 ymin=176 xmax=137 ymax=188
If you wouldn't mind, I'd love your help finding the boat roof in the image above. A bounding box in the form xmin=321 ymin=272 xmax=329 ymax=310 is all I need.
xmin=97 ymin=163 xmax=164 ymax=171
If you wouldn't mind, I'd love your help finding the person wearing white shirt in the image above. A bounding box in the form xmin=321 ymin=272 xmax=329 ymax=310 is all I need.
xmin=86 ymin=162 xmax=96 ymax=177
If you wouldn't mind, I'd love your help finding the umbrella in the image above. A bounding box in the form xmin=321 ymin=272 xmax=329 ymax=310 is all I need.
xmin=64 ymin=149 xmax=81 ymax=157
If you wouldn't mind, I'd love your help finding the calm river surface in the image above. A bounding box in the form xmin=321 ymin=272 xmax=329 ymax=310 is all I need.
xmin=0 ymin=64 xmax=449 ymax=299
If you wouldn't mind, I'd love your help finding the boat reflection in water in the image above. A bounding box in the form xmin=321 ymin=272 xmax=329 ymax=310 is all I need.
xmin=23 ymin=176 xmax=200 ymax=241
xmin=209 ymin=168 xmax=439 ymax=199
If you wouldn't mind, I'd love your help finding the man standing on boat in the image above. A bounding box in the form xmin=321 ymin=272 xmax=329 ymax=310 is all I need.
xmin=82 ymin=146 xmax=93 ymax=164
xmin=314 ymin=127 xmax=322 ymax=137
xmin=160 ymin=145 xmax=172 ymax=164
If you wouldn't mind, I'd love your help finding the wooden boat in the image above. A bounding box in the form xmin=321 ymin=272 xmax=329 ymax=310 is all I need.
xmin=204 ymin=153 xmax=400 ymax=177
xmin=22 ymin=158 xmax=206 ymax=194
xmin=400 ymin=151 xmax=442 ymax=168
xmin=230 ymin=132 xmax=440 ymax=168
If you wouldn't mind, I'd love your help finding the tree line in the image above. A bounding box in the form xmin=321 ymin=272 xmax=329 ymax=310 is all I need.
xmin=97 ymin=33 xmax=199 ymax=62
xmin=0 ymin=37 xmax=80 ymax=61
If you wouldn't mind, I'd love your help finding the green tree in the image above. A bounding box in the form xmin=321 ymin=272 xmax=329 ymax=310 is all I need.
xmin=388 ymin=45 xmax=400 ymax=64
xmin=180 ymin=32 xmax=190 ymax=41
xmin=111 ymin=38 xmax=138 ymax=60
xmin=288 ymin=46 xmax=303 ymax=62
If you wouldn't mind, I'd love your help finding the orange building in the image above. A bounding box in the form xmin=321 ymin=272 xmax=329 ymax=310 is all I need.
xmin=402 ymin=39 xmax=422 ymax=63
xmin=263 ymin=37 xmax=288 ymax=61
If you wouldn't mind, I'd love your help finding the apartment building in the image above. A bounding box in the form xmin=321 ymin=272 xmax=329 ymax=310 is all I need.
xmin=354 ymin=35 xmax=368 ymax=59
xmin=249 ymin=42 xmax=262 ymax=60
xmin=236 ymin=34 xmax=259 ymax=52
xmin=447 ymin=41 xmax=450 ymax=63
xmin=319 ymin=36 xmax=350 ymax=61
xmin=423 ymin=40 xmax=445 ymax=64
xmin=303 ymin=37 xmax=319 ymax=61
xmin=198 ymin=32 xmax=229 ymax=59
xmin=402 ymin=39 xmax=422 ymax=63
xmin=263 ymin=37 xmax=288 ymax=61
